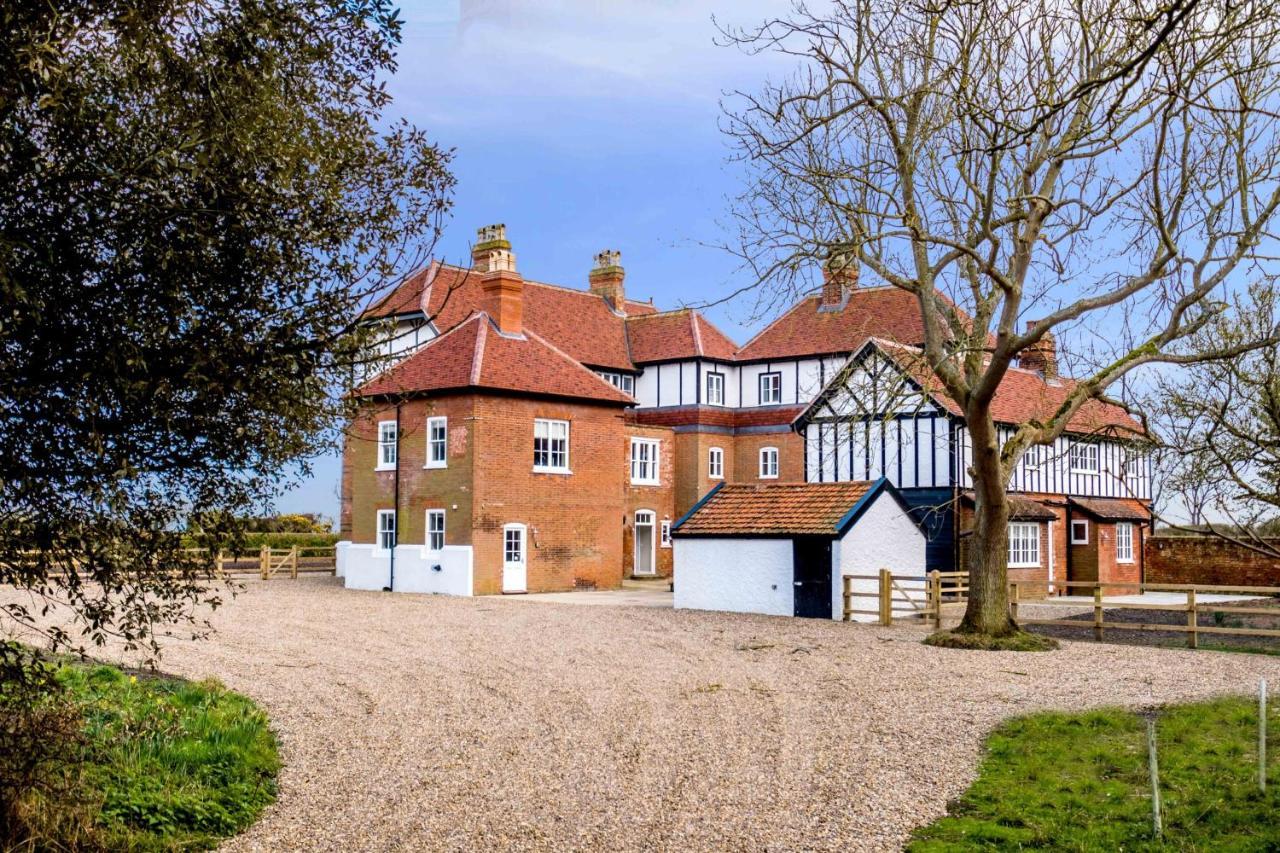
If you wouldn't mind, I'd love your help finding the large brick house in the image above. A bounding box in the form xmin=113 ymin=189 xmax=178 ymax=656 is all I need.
xmin=338 ymin=224 xmax=1151 ymax=596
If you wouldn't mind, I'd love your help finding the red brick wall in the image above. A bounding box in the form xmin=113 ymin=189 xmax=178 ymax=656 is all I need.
xmin=471 ymin=396 xmax=629 ymax=594
xmin=732 ymin=430 xmax=804 ymax=483
xmin=625 ymin=424 xmax=676 ymax=578
xmin=1146 ymin=536 xmax=1280 ymax=586
xmin=344 ymin=396 xmax=477 ymax=547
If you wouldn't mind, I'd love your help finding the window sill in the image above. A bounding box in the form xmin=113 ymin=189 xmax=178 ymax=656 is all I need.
xmin=1070 ymin=540 xmax=1089 ymax=546
xmin=709 ymin=475 xmax=724 ymax=481
xmin=631 ymin=480 xmax=660 ymax=487
xmin=423 ymin=462 xmax=447 ymax=470
xmin=759 ymin=474 xmax=779 ymax=480
xmin=1008 ymin=563 xmax=1041 ymax=569
xmin=533 ymin=467 xmax=572 ymax=476
xmin=375 ymin=464 xmax=397 ymax=472
xmin=1116 ymin=558 xmax=1135 ymax=564
xmin=1070 ymin=469 xmax=1100 ymax=476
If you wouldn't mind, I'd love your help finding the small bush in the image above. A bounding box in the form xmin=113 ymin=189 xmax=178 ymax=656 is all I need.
xmin=0 ymin=643 xmax=91 ymax=850
xmin=924 ymin=630 xmax=1060 ymax=651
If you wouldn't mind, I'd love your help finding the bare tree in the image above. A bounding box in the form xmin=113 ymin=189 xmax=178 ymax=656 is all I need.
xmin=1147 ymin=284 xmax=1280 ymax=553
xmin=722 ymin=0 xmax=1280 ymax=637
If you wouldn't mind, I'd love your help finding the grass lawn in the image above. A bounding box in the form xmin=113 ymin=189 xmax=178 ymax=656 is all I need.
xmin=50 ymin=663 xmax=279 ymax=850
xmin=910 ymin=696 xmax=1280 ymax=851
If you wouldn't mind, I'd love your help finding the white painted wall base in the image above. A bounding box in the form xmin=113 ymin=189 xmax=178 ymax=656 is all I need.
xmin=340 ymin=542 xmax=474 ymax=596
xmin=673 ymin=538 xmax=793 ymax=617
xmin=673 ymin=488 xmax=929 ymax=622
xmin=834 ymin=494 xmax=928 ymax=622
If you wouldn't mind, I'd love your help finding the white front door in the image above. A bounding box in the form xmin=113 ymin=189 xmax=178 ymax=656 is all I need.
xmin=634 ymin=511 xmax=656 ymax=575
xmin=503 ymin=524 xmax=527 ymax=593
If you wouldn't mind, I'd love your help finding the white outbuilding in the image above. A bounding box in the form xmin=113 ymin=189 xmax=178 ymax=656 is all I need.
xmin=671 ymin=478 xmax=927 ymax=620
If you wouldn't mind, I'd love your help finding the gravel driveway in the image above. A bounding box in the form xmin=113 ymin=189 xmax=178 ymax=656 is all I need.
xmin=10 ymin=576 xmax=1280 ymax=851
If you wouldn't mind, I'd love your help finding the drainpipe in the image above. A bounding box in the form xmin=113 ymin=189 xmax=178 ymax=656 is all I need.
xmin=386 ymin=403 xmax=401 ymax=592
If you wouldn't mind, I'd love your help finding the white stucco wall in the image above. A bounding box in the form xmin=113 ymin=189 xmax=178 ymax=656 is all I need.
xmin=834 ymin=493 xmax=928 ymax=622
xmin=673 ymin=537 xmax=793 ymax=617
xmin=342 ymin=543 xmax=473 ymax=596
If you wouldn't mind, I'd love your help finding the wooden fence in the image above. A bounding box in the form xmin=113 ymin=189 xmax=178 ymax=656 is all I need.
xmin=191 ymin=546 xmax=337 ymax=579
xmin=843 ymin=571 xmax=1280 ymax=646
xmin=1013 ymin=580 xmax=1280 ymax=649
xmin=841 ymin=570 xmax=967 ymax=629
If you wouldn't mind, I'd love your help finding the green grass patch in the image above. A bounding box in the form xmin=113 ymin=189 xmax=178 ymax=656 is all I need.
xmin=910 ymin=696 xmax=1280 ymax=851
xmin=54 ymin=663 xmax=279 ymax=850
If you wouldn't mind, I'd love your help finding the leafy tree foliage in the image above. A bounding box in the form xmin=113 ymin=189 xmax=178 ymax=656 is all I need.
xmin=0 ymin=0 xmax=452 ymax=659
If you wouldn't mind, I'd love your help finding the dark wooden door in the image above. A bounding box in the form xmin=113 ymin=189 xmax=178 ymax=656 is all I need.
xmin=792 ymin=536 xmax=833 ymax=619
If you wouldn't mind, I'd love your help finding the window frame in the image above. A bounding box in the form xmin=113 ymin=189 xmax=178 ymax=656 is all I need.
xmin=425 ymin=416 xmax=448 ymax=469
xmin=1007 ymin=521 xmax=1041 ymax=568
xmin=426 ymin=509 xmax=446 ymax=552
xmin=630 ymin=437 xmax=661 ymax=485
xmin=759 ymin=446 xmax=780 ymax=479
xmin=1115 ymin=521 xmax=1135 ymax=563
xmin=1070 ymin=519 xmax=1090 ymax=544
xmin=705 ymin=370 xmax=725 ymax=406
xmin=708 ymin=446 xmax=724 ymax=480
xmin=376 ymin=420 xmax=398 ymax=471
xmin=1069 ymin=441 xmax=1100 ymax=474
xmin=533 ymin=418 xmax=571 ymax=474
xmin=660 ymin=519 xmax=672 ymax=548
xmin=503 ymin=523 xmax=526 ymax=565
xmin=759 ymin=371 xmax=782 ymax=405
xmin=376 ymin=509 xmax=397 ymax=553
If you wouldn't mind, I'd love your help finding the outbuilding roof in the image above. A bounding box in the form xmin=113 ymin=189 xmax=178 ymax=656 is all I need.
xmin=960 ymin=492 xmax=1058 ymax=521
xmin=1068 ymin=497 xmax=1151 ymax=521
xmin=673 ymin=479 xmax=910 ymax=537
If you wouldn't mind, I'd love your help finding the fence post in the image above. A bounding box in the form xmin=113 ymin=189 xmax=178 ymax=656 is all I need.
xmin=1147 ymin=716 xmax=1163 ymax=839
xmin=1262 ymin=679 xmax=1269 ymax=794
xmin=260 ymin=545 xmax=269 ymax=580
xmin=878 ymin=568 xmax=892 ymax=626
xmin=842 ymin=575 xmax=852 ymax=622
xmin=930 ymin=570 xmax=942 ymax=630
xmin=1093 ymin=584 xmax=1104 ymax=641
xmin=1010 ymin=582 xmax=1020 ymax=624
xmin=1186 ymin=589 xmax=1197 ymax=649
xmin=290 ymin=546 xmax=298 ymax=580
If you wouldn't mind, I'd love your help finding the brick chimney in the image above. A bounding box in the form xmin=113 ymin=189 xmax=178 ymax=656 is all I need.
xmin=820 ymin=250 xmax=858 ymax=308
xmin=588 ymin=249 xmax=625 ymax=313
xmin=472 ymin=223 xmax=516 ymax=274
xmin=474 ymin=224 xmax=523 ymax=334
xmin=1019 ymin=322 xmax=1057 ymax=379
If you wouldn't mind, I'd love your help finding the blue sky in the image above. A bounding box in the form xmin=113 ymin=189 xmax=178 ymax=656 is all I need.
xmin=277 ymin=0 xmax=789 ymax=519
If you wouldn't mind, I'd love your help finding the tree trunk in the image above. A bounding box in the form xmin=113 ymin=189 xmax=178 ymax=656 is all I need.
xmin=957 ymin=411 xmax=1018 ymax=636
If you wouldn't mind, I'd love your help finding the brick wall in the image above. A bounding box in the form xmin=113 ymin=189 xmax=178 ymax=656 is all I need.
xmin=344 ymin=395 xmax=477 ymax=547
xmin=1146 ymin=536 xmax=1280 ymax=586
xmin=732 ymin=430 xmax=804 ymax=482
xmin=471 ymin=396 xmax=628 ymax=594
xmin=625 ymin=424 xmax=676 ymax=578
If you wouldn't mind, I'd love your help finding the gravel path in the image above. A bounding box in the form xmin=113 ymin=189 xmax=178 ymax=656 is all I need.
xmin=8 ymin=576 xmax=1280 ymax=852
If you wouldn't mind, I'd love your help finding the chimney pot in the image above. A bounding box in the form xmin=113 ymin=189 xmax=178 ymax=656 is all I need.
xmin=1019 ymin=321 xmax=1058 ymax=379
xmin=472 ymin=223 xmax=516 ymax=273
xmin=820 ymin=249 xmax=858 ymax=308
xmin=589 ymin=249 xmax=626 ymax=313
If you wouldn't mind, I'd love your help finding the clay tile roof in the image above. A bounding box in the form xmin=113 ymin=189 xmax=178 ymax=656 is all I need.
xmin=1069 ymin=497 xmax=1151 ymax=521
xmin=674 ymin=481 xmax=885 ymax=536
xmin=961 ymin=492 xmax=1058 ymax=521
xmin=361 ymin=262 xmax=641 ymax=372
xmin=855 ymin=339 xmax=1145 ymax=436
xmin=736 ymin=287 xmax=968 ymax=361
xmin=625 ymin=310 xmax=739 ymax=363
xmin=356 ymin=312 xmax=633 ymax=405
